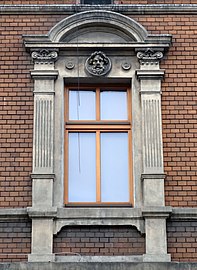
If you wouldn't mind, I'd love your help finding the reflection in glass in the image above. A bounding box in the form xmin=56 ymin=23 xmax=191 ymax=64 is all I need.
xmin=68 ymin=133 xmax=96 ymax=202
xmin=100 ymin=91 xmax=127 ymax=120
xmin=101 ymin=132 xmax=129 ymax=202
xmin=69 ymin=90 xmax=96 ymax=120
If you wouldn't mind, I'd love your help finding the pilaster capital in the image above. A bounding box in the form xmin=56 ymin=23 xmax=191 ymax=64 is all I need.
xmin=31 ymin=49 xmax=59 ymax=64
xmin=136 ymin=48 xmax=164 ymax=66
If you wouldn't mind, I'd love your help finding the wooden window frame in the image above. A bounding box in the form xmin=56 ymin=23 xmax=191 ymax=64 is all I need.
xmin=64 ymin=85 xmax=133 ymax=206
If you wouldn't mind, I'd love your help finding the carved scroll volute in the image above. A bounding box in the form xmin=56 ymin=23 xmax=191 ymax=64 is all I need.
xmin=137 ymin=48 xmax=164 ymax=68
xmin=31 ymin=49 xmax=58 ymax=66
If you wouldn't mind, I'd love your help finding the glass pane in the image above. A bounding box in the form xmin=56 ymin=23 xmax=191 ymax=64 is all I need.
xmin=69 ymin=90 xmax=96 ymax=120
xmin=100 ymin=90 xmax=127 ymax=120
xmin=101 ymin=133 xmax=129 ymax=202
xmin=68 ymin=133 xmax=96 ymax=202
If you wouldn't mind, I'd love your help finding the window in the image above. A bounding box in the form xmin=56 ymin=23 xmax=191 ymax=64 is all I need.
xmin=64 ymin=86 xmax=132 ymax=205
xmin=81 ymin=0 xmax=113 ymax=4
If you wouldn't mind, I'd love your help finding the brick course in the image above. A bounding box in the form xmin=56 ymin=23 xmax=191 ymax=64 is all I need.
xmin=0 ymin=219 xmax=31 ymax=262
xmin=167 ymin=220 xmax=197 ymax=262
xmin=53 ymin=226 xmax=145 ymax=256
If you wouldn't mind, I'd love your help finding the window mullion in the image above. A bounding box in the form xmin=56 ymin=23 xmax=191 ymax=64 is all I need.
xmin=96 ymin=87 xmax=100 ymax=121
xmin=127 ymin=88 xmax=132 ymax=122
xmin=96 ymin=131 xmax=101 ymax=203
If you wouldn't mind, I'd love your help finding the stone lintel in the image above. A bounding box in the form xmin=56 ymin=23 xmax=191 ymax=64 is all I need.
xmin=27 ymin=207 xmax=57 ymax=218
xmin=136 ymin=70 xmax=165 ymax=80
xmin=30 ymin=70 xmax=59 ymax=80
xmin=31 ymin=173 xmax=55 ymax=180
xmin=142 ymin=206 xmax=172 ymax=218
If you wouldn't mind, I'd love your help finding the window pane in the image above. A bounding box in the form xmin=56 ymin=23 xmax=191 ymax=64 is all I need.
xmin=69 ymin=90 xmax=96 ymax=120
xmin=68 ymin=133 xmax=96 ymax=202
xmin=100 ymin=91 xmax=127 ymax=120
xmin=101 ymin=133 xmax=129 ymax=202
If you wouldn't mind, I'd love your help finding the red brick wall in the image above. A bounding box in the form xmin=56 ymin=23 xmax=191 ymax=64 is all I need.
xmin=0 ymin=14 xmax=66 ymax=208
xmin=167 ymin=220 xmax=197 ymax=262
xmin=0 ymin=219 xmax=31 ymax=262
xmin=0 ymin=5 xmax=197 ymax=262
xmin=1 ymin=13 xmax=197 ymax=207
xmin=53 ymin=226 xmax=145 ymax=256
xmin=127 ymin=14 xmax=197 ymax=207
xmin=2 ymin=1 xmax=197 ymax=4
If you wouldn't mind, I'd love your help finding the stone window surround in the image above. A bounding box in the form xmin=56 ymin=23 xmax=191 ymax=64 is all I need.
xmin=23 ymin=10 xmax=172 ymax=263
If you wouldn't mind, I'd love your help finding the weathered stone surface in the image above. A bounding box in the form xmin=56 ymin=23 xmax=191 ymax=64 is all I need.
xmin=0 ymin=262 xmax=197 ymax=270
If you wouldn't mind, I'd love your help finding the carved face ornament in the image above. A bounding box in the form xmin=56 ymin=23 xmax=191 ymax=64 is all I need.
xmin=85 ymin=51 xmax=111 ymax=76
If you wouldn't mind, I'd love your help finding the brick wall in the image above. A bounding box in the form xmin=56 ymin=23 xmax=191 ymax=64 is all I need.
xmin=2 ymin=1 xmax=197 ymax=4
xmin=0 ymin=13 xmax=197 ymax=207
xmin=0 ymin=219 xmax=31 ymax=262
xmin=167 ymin=220 xmax=197 ymax=262
xmin=131 ymin=15 xmax=197 ymax=207
xmin=0 ymin=11 xmax=197 ymax=209
xmin=0 ymin=14 xmax=66 ymax=208
xmin=53 ymin=226 xmax=145 ymax=256
xmin=0 ymin=2 xmax=197 ymax=263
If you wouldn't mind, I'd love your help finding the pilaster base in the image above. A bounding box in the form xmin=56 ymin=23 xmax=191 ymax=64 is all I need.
xmin=143 ymin=254 xmax=171 ymax=262
xmin=28 ymin=254 xmax=55 ymax=262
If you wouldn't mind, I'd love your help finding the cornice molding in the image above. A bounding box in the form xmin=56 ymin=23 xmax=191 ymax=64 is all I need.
xmin=171 ymin=208 xmax=197 ymax=220
xmin=0 ymin=208 xmax=28 ymax=219
xmin=1 ymin=4 xmax=197 ymax=15
xmin=0 ymin=207 xmax=197 ymax=221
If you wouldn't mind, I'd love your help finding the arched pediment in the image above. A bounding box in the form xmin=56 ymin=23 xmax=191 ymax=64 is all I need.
xmin=23 ymin=10 xmax=172 ymax=49
xmin=48 ymin=10 xmax=148 ymax=43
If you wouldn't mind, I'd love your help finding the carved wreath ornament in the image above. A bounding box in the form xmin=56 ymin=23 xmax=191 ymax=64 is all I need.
xmin=85 ymin=51 xmax=111 ymax=76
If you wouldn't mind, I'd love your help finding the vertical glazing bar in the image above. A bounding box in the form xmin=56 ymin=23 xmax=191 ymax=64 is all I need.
xmin=96 ymin=87 xmax=100 ymax=121
xmin=96 ymin=131 xmax=101 ymax=203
